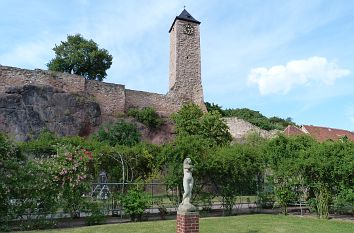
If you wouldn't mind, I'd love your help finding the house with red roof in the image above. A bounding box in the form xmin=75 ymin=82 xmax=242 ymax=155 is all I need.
xmin=283 ymin=125 xmax=354 ymax=142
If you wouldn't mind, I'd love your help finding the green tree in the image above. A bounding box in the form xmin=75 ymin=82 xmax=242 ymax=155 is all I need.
xmin=205 ymin=102 xmax=225 ymax=116
xmin=171 ymin=103 xmax=204 ymax=137
xmin=266 ymin=135 xmax=315 ymax=215
xmin=172 ymin=103 xmax=232 ymax=146
xmin=200 ymin=111 xmax=232 ymax=146
xmin=159 ymin=135 xmax=212 ymax=204
xmin=47 ymin=34 xmax=113 ymax=81
xmin=300 ymin=140 xmax=354 ymax=219
xmin=208 ymin=144 xmax=263 ymax=215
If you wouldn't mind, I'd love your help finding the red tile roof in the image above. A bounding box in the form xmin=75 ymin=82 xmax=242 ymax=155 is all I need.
xmin=302 ymin=125 xmax=354 ymax=142
xmin=283 ymin=124 xmax=354 ymax=142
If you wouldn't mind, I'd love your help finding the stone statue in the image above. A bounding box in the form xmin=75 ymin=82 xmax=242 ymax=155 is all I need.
xmin=178 ymin=157 xmax=196 ymax=213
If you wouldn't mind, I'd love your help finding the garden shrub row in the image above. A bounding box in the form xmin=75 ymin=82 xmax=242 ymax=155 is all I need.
xmin=0 ymin=104 xmax=353 ymax=231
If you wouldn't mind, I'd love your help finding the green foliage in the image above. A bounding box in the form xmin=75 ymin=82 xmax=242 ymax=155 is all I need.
xmin=266 ymin=134 xmax=315 ymax=169
xmin=200 ymin=111 xmax=233 ymax=146
xmin=171 ymin=103 xmax=204 ymax=136
xmin=273 ymin=180 xmax=296 ymax=215
xmin=299 ymin=140 xmax=354 ymax=219
xmin=19 ymin=130 xmax=57 ymax=157
xmin=0 ymin=133 xmax=25 ymax=225
xmin=159 ymin=135 xmax=213 ymax=203
xmin=47 ymin=34 xmax=113 ymax=81
xmin=257 ymin=190 xmax=275 ymax=209
xmin=172 ymin=103 xmax=232 ymax=146
xmin=266 ymin=135 xmax=315 ymax=215
xmin=85 ymin=201 xmax=107 ymax=226
xmin=121 ymin=188 xmax=150 ymax=221
xmin=208 ymin=143 xmax=264 ymax=215
xmin=95 ymin=121 xmax=141 ymax=147
xmin=266 ymin=135 xmax=354 ymax=218
xmin=333 ymin=187 xmax=354 ymax=214
xmin=269 ymin=116 xmax=296 ymax=129
xmin=117 ymin=143 xmax=161 ymax=181
xmin=154 ymin=198 xmax=168 ymax=220
xmin=224 ymin=108 xmax=295 ymax=130
xmin=205 ymin=102 xmax=225 ymax=116
xmin=54 ymin=144 xmax=95 ymax=218
xmin=128 ymin=107 xmax=163 ymax=129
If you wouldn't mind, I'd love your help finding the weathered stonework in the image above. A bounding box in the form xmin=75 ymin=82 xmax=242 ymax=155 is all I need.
xmin=225 ymin=117 xmax=279 ymax=140
xmin=85 ymin=79 xmax=125 ymax=119
xmin=0 ymin=66 xmax=86 ymax=93
xmin=125 ymin=89 xmax=182 ymax=116
xmin=168 ymin=12 xmax=205 ymax=110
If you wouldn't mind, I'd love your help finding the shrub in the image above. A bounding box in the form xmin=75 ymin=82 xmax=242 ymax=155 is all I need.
xmin=121 ymin=188 xmax=150 ymax=221
xmin=332 ymin=187 xmax=354 ymax=214
xmin=155 ymin=198 xmax=168 ymax=220
xmin=19 ymin=130 xmax=57 ymax=157
xmin=257 ymin=191 xmax=275 ymax=209
xmin=0 ymin=133 xmax=25 ymax=227
xmin=95 ymin=121 xmax=141 ymax=146
xmin=85 ymin=201 xmax=107 ymax=226
xmin=54 ymin=144 xmax=95 ymax=218
xmin=128 ymin=107 xmax=163 ymax=129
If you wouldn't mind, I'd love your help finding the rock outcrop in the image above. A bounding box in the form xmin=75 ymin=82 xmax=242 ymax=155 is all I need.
xmin=224 ymin=117 xmax=279 ymax=140
xmin=0 ymin=85 xmax=101 ymax=141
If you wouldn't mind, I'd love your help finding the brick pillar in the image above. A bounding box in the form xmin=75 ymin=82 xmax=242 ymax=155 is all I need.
xmin=176 ymin=211 xmax=199 ymax=233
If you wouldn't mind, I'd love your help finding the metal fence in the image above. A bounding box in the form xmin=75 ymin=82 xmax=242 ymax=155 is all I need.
xmin=89 ymin=182 xmax=260 ymax=219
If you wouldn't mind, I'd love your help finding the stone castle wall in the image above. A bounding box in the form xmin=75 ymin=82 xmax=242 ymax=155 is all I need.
xmin=0 ymin=66 xmax=86 ymax=93
xmin=125 ymin=89 xmax=181 ymax=116
xmin=85 ymin=80 xmax=125 ymax=117
xmin=0 ymin=65 xmax=182 ymax=118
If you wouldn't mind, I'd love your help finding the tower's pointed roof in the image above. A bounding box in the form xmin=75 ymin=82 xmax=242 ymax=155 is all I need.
xmin=169 ymin=9 xmax=201 ymax=32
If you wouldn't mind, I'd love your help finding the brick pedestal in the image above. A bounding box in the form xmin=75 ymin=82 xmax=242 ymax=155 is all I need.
xmin=176 ymin=211 xmax=199 ymax=233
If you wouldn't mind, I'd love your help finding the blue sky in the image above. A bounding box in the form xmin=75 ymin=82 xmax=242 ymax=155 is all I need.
xmin=1 ymin=0 xmax=354 ymax=131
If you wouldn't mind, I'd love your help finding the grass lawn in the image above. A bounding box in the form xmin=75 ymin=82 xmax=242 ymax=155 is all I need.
xmin=18 ymin=214 xmax=354 ymax=233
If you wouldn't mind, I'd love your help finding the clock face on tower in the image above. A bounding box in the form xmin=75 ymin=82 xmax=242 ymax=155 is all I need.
xmin=184 ymin=24 xmax=194 ymax=35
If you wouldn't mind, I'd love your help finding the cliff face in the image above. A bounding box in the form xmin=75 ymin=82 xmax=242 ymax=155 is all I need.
xmin=0 ymin=85 xmax=101 ymax=141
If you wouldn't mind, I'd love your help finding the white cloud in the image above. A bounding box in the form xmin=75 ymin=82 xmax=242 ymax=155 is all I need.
xmin=248 ymin=57 xmax=351 ymax=95
xmin=0 ymin=38 xmax=54 ymax=69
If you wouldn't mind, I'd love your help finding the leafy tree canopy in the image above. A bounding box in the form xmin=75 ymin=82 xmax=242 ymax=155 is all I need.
xmin=47 ymin=34 xmax=113 ymax=81
xmin=205 ymin=102 xmax=225 ymax=116
xmin=95 ymin=121 xmax=141 ymax=147
xmin=172 ymin=103 xmax=232 ymax=146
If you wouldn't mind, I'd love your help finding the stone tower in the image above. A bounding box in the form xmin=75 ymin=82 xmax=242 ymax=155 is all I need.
xmin=168 ymin=9 xmax=205 ymax=109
